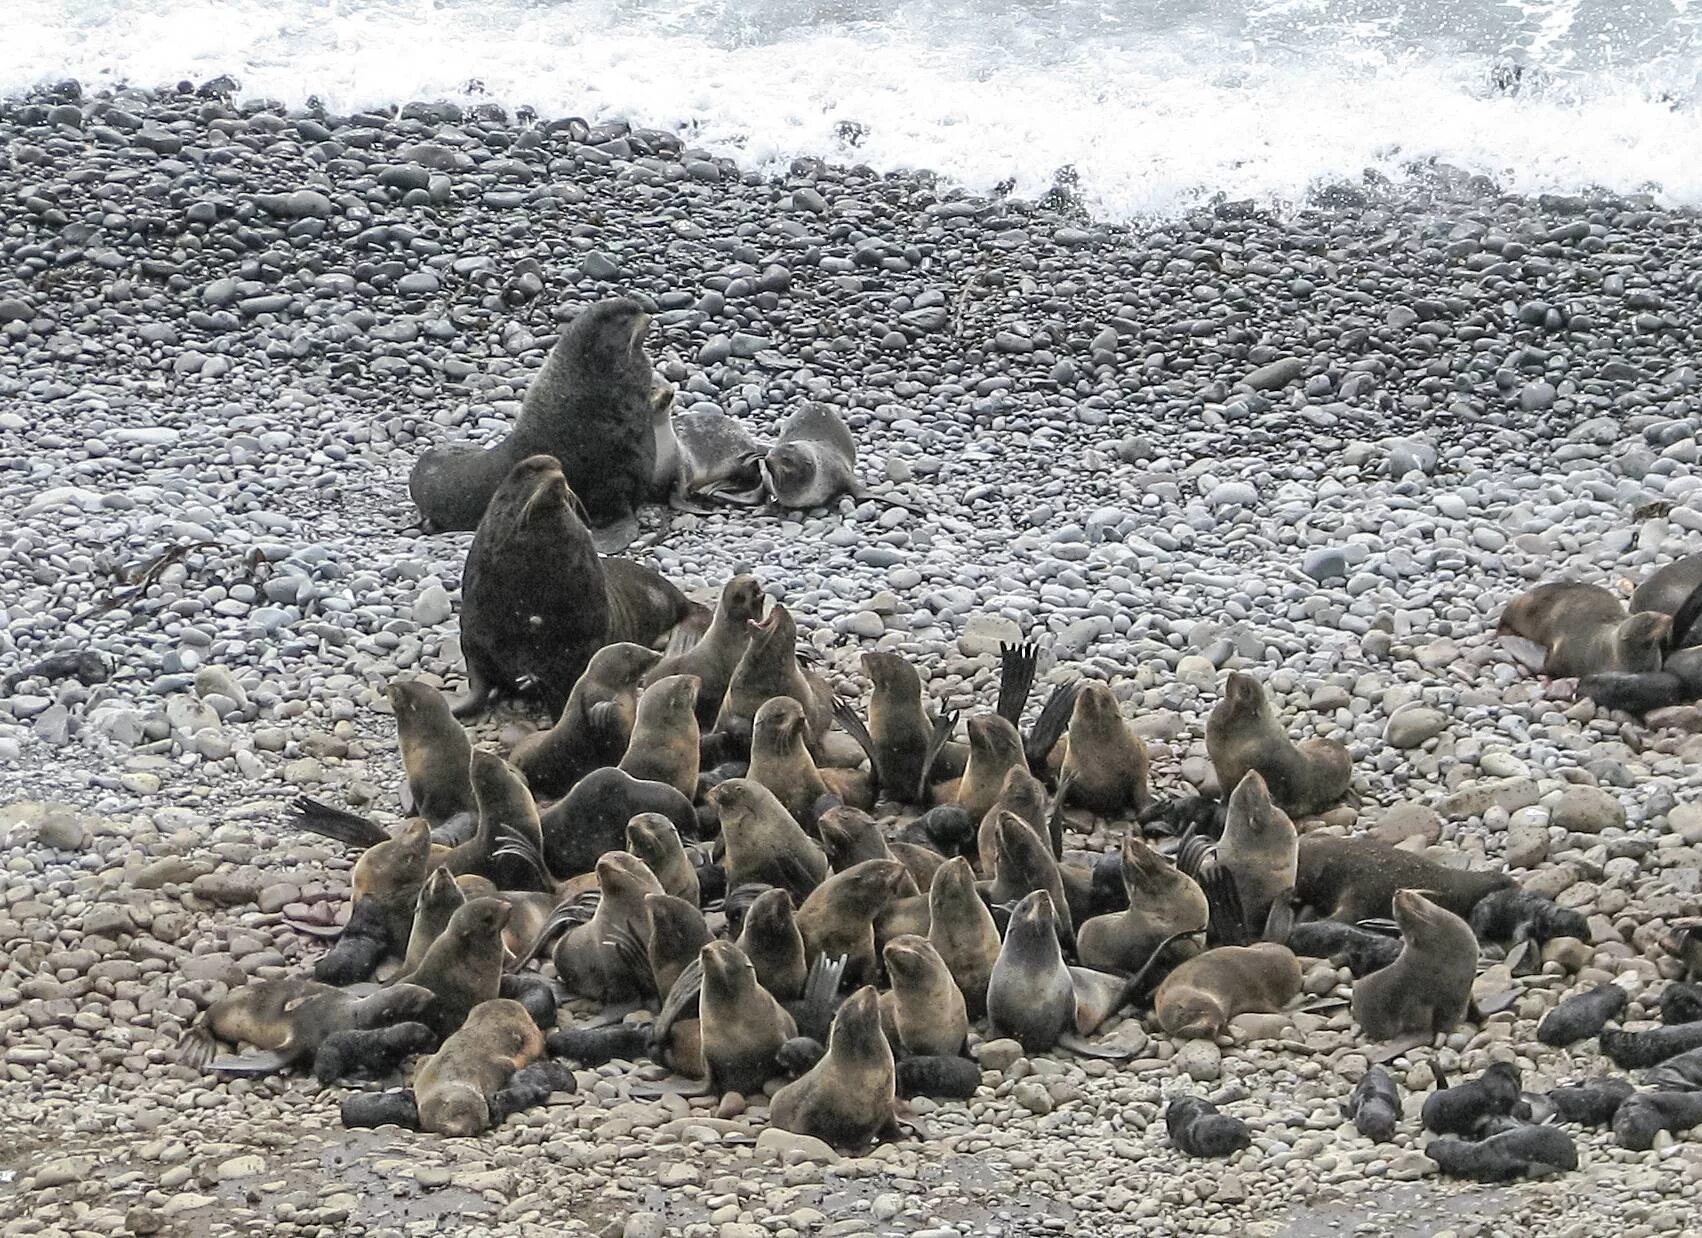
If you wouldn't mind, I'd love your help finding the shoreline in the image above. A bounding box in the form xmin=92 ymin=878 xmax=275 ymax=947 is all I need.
xmin=2 ymin=76 xmax=1701 ymax=1236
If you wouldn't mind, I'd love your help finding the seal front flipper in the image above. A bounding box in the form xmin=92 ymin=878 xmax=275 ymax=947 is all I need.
xmin=288 ymin=796 xmax=390 ymax=849
xmin=589 ymin=512 xmax=641 ymax=555
xmin=652 ymin=956 xmax=705 ymax=1052
xmin=790 ymin=953 xmax=849 ymax=1043
xmin=448 ymin=669 xmax=497 ymax=720
xmin=996 ymin=640 xmax=1038 ymax=727
xmin=1261 ymin=888 xmax=1297 ymax=943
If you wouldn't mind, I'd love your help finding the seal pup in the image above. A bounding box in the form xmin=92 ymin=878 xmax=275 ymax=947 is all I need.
xmin=453 ymin=454 xmax=609 ymax=720
xmin=1207 ymin=672 xmax=1351 ymax=818
xmin=403 ymin=866 xmax=467 ymax=972
xmin=1167 ymin=1096 xmax=1252 ymax=1157
xmin=666 ymin=409 xmax=766 ymax=511
xmin=707 ymin=778 xmax=829 ymax=901
xmin=1077 ymin=834 xmax=1208 ymax=972
xmin=927 ymin=857 xmax=1002 ymax=1019
xmin=760 ymin=402 xmax=863 ymax=509
xmin=312 ymin=817 xmax=436 ymax=984
xmin=1351 ymin=890 xmax=1478 ymax=1042
xmin=414 ymin=998 xmax=545 ymax=1137
xmin=511 ymin=642 xmax=660 ymax=797
xmin=1498 ymin=581 xmax=1670 ymax=678
xmin=1057 ymin=681 xmax=1150 ymax=816
xmin=1154 ymin=942 xmax=1303 ymax=1039
xmin=1212 ymin=769 xmax=1298 ymax=934
xmin=698 ymin=939 xmax=797 ymax=1095
xmin=408 ymin=297 xmax=663 ymax=548
xmin=537 ymin=766 xmax=698 ymax=879
xmin=176 ymin=976 xmax=435 ymax=1074
xmin=769 ymin=986 xmax=898 ymax=1151
xmin=881 ymin=935 xmax=968 ymax=1057
xmin=407 ymin=897 xmax=512 ymax=1039
xmin=796 ymin=858 xmax=909 ymax=984
xmin=644 ymin=574 xmax=764 ymax=726
xmin=626 ymin=813 xmax=699 ymax=906
xmin=712 ymin=603 xmax=833 ymax=755
xmin=617 ymin=674 xmax=702 ymax=799
xmin=387 ymin=680 xmax=477 ymax=840
xmin=749 ymin=695 xmax=872 ymax=827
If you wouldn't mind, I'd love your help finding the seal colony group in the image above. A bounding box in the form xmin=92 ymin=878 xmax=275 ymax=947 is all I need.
xmin=170 ymin=294 xmax=1702 ymax=1170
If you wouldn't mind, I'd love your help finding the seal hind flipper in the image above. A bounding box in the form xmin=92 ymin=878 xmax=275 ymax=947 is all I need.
xmin=510 ymin=892 xmax=600 ymax=971
xmin=589 ymin=513 xmax=641 ymax=555
xmin=602 ymin=923 xmax=657 ymax=1001
xmin=792 ymin=953 xmax=848 ymax=1043
xmin=1200 ymin=867 xmax=1251 ymax=947
xmin=489 ymin=821 xmax=555 ymax=891
xmin=652 ymin=955 xmax=704 ymax=1051
xmin=996 ymin=640 xmax=1038 ymax=727
xmin=1046 ymin=772 xmax=1074 ymax=859
xmin=916 ymin=709 xmax=960 ymax=802
xmin=176 ymin=1022 xmax=219 ymax=1070
xmin=209 ymin=1050 xmax=293 ymax=1076
xmin=1054 ymin=1031 xmax=1135 ymax=1061
xmin=831 ymin=698 xmax=880 ymax=783
xmin=288 ymin=796 xmax=389 ymax=849
xmin=1024 ymin=680 xmax=1080 ymax=774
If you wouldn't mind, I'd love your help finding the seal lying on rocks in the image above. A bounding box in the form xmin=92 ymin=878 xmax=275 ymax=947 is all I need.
xmin=408 ymin=297 xmax=664 ymax=550
xmin=176 ymin=976 xmax=435 ymax=1075
xmin=1498 ymin=581 xmax=1670 ymax=678
xmin=760 ymin=402 xmax=863 ymax=508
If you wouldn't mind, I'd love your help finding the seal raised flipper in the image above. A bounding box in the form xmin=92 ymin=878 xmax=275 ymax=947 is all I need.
xmin=914 ymin=709 xmax=960 ymax=803
xmin=789 ymin=953 xmax=849 ymax=1043
xmin=289 ymin=796 xmax=390 ymax=849
xmin=1024 ymin=680 xmax=1080 ymax=775
xmin=508 ymin=891 xmax=600 ymax=971
xmin=996 ymin=640 xmax=1038 ymax=727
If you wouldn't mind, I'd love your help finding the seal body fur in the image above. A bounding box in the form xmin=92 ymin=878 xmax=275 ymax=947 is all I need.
xmin=1499 ymin=581 xmax=1669 ymax=678
xmin=414 ymin=998 xmax=545 ymax=1136
xmin=1351 ymin=890 xmax=1478 ymax=1041
xmin=1206 ymin=672 xmax=1350 ymax=817
xmin=1154 ymin=943 xmax=1302 ymax=1039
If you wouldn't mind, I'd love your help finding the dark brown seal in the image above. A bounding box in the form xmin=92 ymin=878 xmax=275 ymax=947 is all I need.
xmin=698 ymin=939 xmax=797 ymax=1095
xmin=1206 ymin=671 xmax=1351 ymax=817
xmin=414 ymin=997 xmax=546 ymax=1136
xmin=769 ymin=985 xmax=896 ymax=1151
xmin=1058 ymin=681 xmax=1150 ymax=815
xmin=1351 ymin=890 xmax=1478 ymax=1041
xmin=510 ymin=642 xmax=660 ymax=797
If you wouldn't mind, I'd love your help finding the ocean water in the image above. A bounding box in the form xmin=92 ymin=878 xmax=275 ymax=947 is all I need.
xmin=3 ymin=0 xmax=1699 ymax=218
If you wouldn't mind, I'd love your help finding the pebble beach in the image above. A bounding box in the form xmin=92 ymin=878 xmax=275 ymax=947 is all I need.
xmin=2 ymin=76 xmax=1701 ymax=1238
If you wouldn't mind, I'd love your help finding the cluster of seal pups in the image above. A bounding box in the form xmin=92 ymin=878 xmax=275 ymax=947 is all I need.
xmin=406 ymin=296 xmax=870 ymax=552
xmin=168 ymin=470 xmax=1702 ymax=1168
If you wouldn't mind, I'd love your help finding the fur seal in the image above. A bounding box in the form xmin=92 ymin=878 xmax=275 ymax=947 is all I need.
xmin=1167 ymin=1096 xmax=1252 ymax=1157
xmin=312 ymin=1021 xmax=437 ymax=1084
xmin=1215 ymin=770 xmax=1298 ymax=933
xmin=403 ymin=866 xmax=467 ymax=972
xmin=976 ymin=766 xmax=1049 ymax=876
xmin=1427 ymin=1126 xmax=1578 ymax=1180
xmin=176 ymin=976 xmax=434 ymax=1074
xmin=414 ymin=998 xmax=545 ymax=1137
xmin=986 ymin=811 xmax=1074 ymax=945
xmin=454 ymin=454 xmax=609 ymax=719
xmin=549 ymin=852 xmax=664 ymax=1002
xmin=842 ymin=650 xmax=966 ymax=803
xmin=538 ymin=766 xmax=698 ymax=880
xmin=760 ymin=403 xmax=863 ymax=509
xmin=699 ymin=939 xmax=797 ymax=1095
xmin=796 ymin=858 xmax=908 ymax=984
xmin=407 ymin=896 xmax=512 ymax=1039
xmin=445 ymin=750 xmax=549 ymax=892
xmin=314 ymin=817 xmax=436 ymax=985
xmin=1344 ymin=1066 xmax=1401 ymax=1141
xmin=511 ymin=642 xmax=660 ymax=797
xmin=408 ymin=297 xmax=663 ymax=548
xmin=944 ymin=714 xmax=1026 ymax=819
xmin=1207 ymin=672 xmax=1351 ymax=817
xmin=739 ymin=887 xmax=810 ymax=1002
xmin=986 ymin=890 xmax=1078 ymax=1052
xmin=713 ymin=602 xmax=832 ymax=754
xmin=927 ymin=857 xmax=1002 ymax=1019
xmin=1295 ymin=835 xmax=1512 ymax=923
xmin=618 ymin=673 xmax=701 ymax=798
xmin=819 ymin=806 xmax=942 ymax=895
xmin=627 ymin=813 xmax=699 ymax=906
xmin=644 ymin=574 xmax=764 ymax=726
xmin=666 ymin=409 xmax=767 ymax=511
xmin=387 ymin=680 xmax=477 ymax=838
xmin=1078 ymin=835 xmax=1208 ymax=972
xmin=1498 ymin=581 xmax=1670 ymax=678
xmin=1154 ymin=942 xmax=1302 ymax=1039
xmin=1633 ymin=554 xmax=1702 ymax=637
xmin=1057 ymin=681 xmax=1150 ymax=815
xmin=769 ymin=986 xmax=897 ymax=1151
xmin=707 ymin=778 xmax=829 ymax=901
xmin=1537 ymin=982 xmax=1628 ymax=1047
xmin=881 ymin=935 xmax=968 ymax=1057
xmin=749 ymin=695 xmax=872 ymax=827
xmin=647 ymin=893 xmax=713 ymax=999
xmin=1351 ymin=890 xmax=1478 ymax=1041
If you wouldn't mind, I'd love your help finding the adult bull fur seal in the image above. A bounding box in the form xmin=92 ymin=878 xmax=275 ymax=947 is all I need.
xmin=1352 ymin=890 xmax=1478 ymax=1041
xmin=1154 ymin=942 xmax=1302 ymax=1039
xmin=1207 ymin=672 xmax=1351 ymax=817
xmin=1057 ymin=681 xmax=1150 ymax=816
xmin=1498 ymin=581 xmax=1670 ymax=678
xmin=408 ymin=297 xmax=664 ymax=549
xmin=414 ymin=998 xmax=546 ymax=1137
xmin=511 ymin=642 xmax=659 ymax=797
xmin=387 ymin=680 xmax=476 ymax=837
xmin=1295 ymin=835 xmax=1512 ymax=922
xmin=769 ymin=986 xmax=897 ymax=1151
xmin=538 ymin=766 xmax=698 ymax=879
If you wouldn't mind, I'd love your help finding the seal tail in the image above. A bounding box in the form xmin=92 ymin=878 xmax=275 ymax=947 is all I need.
xmin=288 ymin=796 xmax=389 ymax=849
xmin=1024 ymin=679 xmax=1080 ymax=774
xmin=996 ymin=640 xmax=1038 ymax=727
